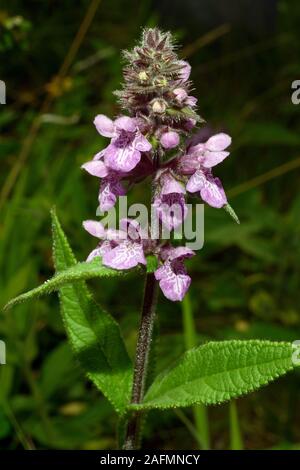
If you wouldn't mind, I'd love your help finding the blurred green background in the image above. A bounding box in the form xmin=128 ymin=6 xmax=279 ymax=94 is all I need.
xmin=1 ymin=0 xmax=300 ymax=450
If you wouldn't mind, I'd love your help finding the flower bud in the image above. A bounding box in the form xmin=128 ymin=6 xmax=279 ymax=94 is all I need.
xmin=151 ymin=99 xmax=166 ymax=114
xmin=173 ymin=88 xmax=188 ymax=103
xmin=138 ymin=71 xmax=148 ymax=81
xmin=160 ymin=131 xmax=180 ymax=149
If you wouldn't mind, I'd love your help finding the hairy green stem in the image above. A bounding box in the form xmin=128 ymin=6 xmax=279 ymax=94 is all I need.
xmin=123 ymin=272 xmax=158 ymax=450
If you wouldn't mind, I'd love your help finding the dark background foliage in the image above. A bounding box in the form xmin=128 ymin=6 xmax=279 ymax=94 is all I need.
xmin=0 ymin=0 xmax=300 ymax=450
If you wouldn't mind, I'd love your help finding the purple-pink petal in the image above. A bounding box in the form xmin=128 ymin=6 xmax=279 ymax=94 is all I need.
xmin=178 ymin=60 xmax=191 ymax=82
xmin=168 ymin=246 xmax=195 ymax=261
xmin=202 ymin=150 xmax=230 ymax=168
xmin=186 ymin=170 xmax=206 ymax=193
xmin=188 ymin=143 xmax=206 ymax=155
xmin=104 ymin=144 xmax=141 ymax=172
xmin=81 ymin=160 xmax=109 ymax=178
xmin=179 ymin=155 xmax=199 ymax=175
xmin=173 ymin=88 xmax=188 ymax=102
xmin=94 ymin=114 xmax=115 ymax=137
xmin=155 ymin=262 xmax=191 ymax=301
xmin=205 ymin=133 xmax=231 ymax=152
xmin=120 ymin=218 xmax=142 ymax=241
xmin=114 ymin=116 xmax=137 ymax=132
xmin=200 ymin=175 xmax=227 ymax=208
xmin=186 ymin=95 xmax=197 ymax=107
xmin=133 ymin=133 xmax=152 ymax=152
xmin=161 ymin=176 xmax=185 ymax=195
xmin=184 ymin=118 xmax=197 ymax=131
xmin=98 ymin=178 xmax=126 ymax=211
xmin=154 ymin=196 xmax=188 ymax=231
xmin=93 ymin=150 xmax=106 ymax=161
xmin=102 ymin=241 xmax=146 ymax=270
xmin=83 ymin=220 xmax=105 ymax=238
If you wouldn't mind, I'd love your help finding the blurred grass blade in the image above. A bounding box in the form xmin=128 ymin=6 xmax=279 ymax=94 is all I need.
xmin=229 ymin=400 xmax=244 ymax=450
xmin=182 ymin=294 xmax=210 ymax=450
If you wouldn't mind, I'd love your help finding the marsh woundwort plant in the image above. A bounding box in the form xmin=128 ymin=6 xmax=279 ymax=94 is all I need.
xmin=5 ymin=28 xmax=299 ymax=451
xmin=81 ymin=29 xmax=233 ymax=448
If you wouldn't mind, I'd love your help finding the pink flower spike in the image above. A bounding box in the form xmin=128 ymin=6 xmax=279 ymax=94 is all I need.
xmin=160 ymin=131 xmax=180 ymax=149
xmin=93 ymin=114 xmax=115 ymax=137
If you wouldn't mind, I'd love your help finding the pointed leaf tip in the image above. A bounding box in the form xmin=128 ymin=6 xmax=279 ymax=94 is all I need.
xmin=224 ymin=203 xmax=240 ymax=224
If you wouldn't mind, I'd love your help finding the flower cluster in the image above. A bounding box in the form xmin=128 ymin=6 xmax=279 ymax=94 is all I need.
xmin=82 ymin=28 xmax=233 ymax=301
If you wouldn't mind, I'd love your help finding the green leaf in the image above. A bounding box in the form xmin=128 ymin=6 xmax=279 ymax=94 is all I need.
xmin=4 ymin=258 xmax=130 ymax=311
xmin=130 ymin=340 xmax=296 ymax=410
xmin=51 ymin=208 xmax=133 ymax=415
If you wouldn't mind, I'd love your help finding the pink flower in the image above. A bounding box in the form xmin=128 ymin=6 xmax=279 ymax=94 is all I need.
xmin=155 ymin=246 xmax=195 ymax=301
xmin=93 ymin=115 xmax=152 ymax=173
xmin=81 ymin=150 xmax=126 ymax=212
xmin=82 ymin=146 xmax=154 ymax=212
xmin=160 ymin=131 xmax=180 ymax=149
xmin=181 ymin=133 xmax=231 ymax=208
xmin=153 ymin=171 xmax=188 ymax=231
xmin=83 ymin=218 xmax=146 ymax=270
